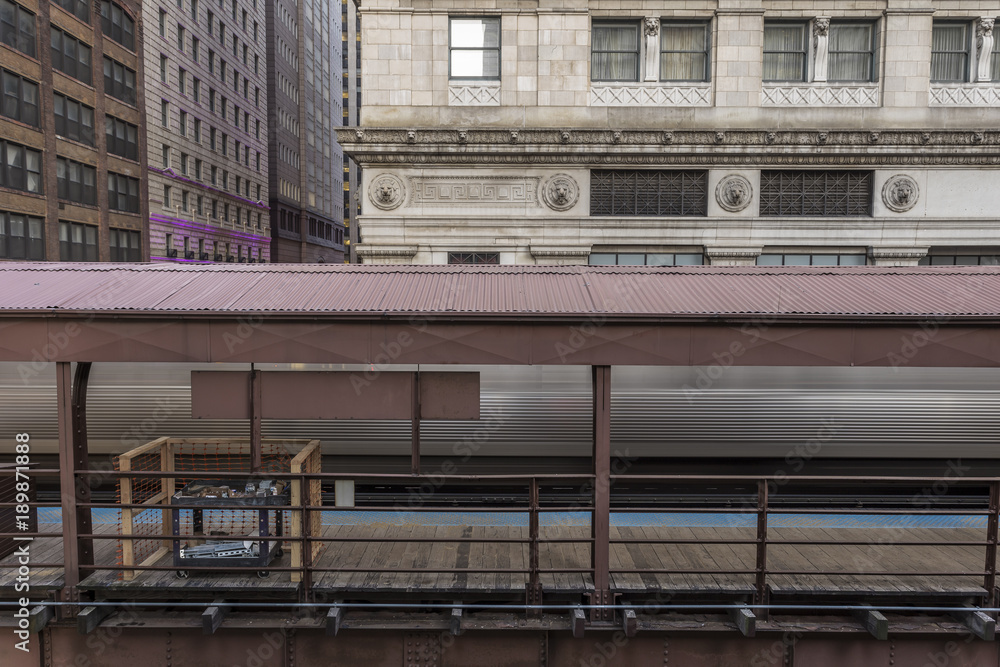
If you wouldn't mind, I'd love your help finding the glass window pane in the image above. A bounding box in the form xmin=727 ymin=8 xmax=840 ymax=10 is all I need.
xmin=784 ymin=255 xmax=811 ymax=266
xmin=646 ymin=253 xmax=675 ymax=266
xmin=955 ymin=255 xmax=979 ymax=265
xmin=617 ymin=254 xmax=646 ymax=265
xmin=588 ymin=253 xmax=617 ymax=265
xmin=811 ymin=254 xmax=839 ymax=266
xmin=674 ymin=253 xmax=704 ymax=266
xmin=756 ymin=254 xmax=783 ymax=266
xmin=838 ymin=254 xmax=867 ymax=266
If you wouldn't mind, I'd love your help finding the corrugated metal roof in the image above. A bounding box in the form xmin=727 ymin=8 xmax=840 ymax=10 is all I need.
xmin=1 ymin=263 xmax=999 ymax=319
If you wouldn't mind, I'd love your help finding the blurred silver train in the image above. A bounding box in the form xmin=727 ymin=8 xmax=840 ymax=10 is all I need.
xmin=2 ymin=362 xmax=1000 ymax=460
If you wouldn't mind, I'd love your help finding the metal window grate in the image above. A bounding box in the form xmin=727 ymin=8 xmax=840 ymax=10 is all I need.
xmin=448 ymin=252 xmax=499 ymax=265
xmin=591 ymin=170 xmax=707 ymax=216
xmin=760 ymin=170 xmax=872 ymax=216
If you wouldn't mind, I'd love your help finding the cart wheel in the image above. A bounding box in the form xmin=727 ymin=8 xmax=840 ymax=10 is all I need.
xmin=275 ymin=547 xmax=284 ymax=558
xmin=176 ymin=570 xmax=189 ymax=579
xmin=257 ymin=570 xmax=270 ymax=579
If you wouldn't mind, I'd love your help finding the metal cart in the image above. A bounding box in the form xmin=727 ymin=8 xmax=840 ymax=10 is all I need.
xmin=171 ymin=480 xmax=288 ymax=578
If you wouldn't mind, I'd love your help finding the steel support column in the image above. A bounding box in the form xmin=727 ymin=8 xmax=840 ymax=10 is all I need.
xmin=250 ymin=368 xmax=262 ymax=472
xmin=411 ymin=371 xmax=421 ymax=475
xmin=56 ymin=362 xmax=81 ymax=610
xmin=985 ymin=480 xmax=999 ymax=606
xmin=527 ymin=477 xmax=542 ymax=616
xmin=591 ymin=365 xmax=612 ymax=621
xmin=755 ymin=479 xmax=769 ymax=610
xmin=71 ymin=362 xmax=93 ymax=573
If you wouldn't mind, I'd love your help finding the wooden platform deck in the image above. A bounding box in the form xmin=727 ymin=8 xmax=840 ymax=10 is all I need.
xmin=4 ymin=522 xmax=990 ymax=602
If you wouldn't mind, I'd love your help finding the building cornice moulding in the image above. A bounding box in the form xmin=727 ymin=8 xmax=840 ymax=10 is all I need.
xmin=337 ymin=129 xmax=1000 ymax=166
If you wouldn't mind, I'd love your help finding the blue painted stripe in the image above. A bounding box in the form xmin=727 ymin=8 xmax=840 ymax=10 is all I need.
xmin=35 ymin=508 xmax=988 ymax=530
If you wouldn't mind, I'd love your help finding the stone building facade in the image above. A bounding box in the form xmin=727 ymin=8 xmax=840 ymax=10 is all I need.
xmin=0 ymin=0 xmax=148 ymax=263
xmin=145 ymin=0 xmax=270 ymax=263
xmin=267 ymin=0 xmax=346 ymax=264
xmin=338 ymin=0 xmax=1000 ymax=267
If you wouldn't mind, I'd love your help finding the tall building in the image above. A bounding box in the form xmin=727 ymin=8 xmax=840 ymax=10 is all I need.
xmin=266 ymin=0 xmax=346 ymax=264
xmin=342 ymin=0 xmax=361 ymax=262
xmin=0 ymin=0 xmax=148 ymax=263
xmin=145 ymin=0 xmax=270 ymax=264
xmin=338 ymin=0 xmax=1000 ymax=267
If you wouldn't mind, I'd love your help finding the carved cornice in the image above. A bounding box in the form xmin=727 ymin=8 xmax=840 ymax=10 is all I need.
xmin=529 ymin=246 xmax=591 ymax=259
xmin=869 ymin=247 xmax=929 ymax=260
xmin=355 ymin=245 xmax=418 ymax=259
xmin=705 ymin=247 xmax=763 ymax=259
xmin=337 ymin=129 xmax=1000 ymax=166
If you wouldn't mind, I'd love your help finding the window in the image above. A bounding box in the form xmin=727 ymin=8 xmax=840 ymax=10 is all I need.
xmin=51 ymin=28 xmax=91 ymax=85
xmin=210 ymin=165 xmax=217 ymax=184
xmin=994 ymin=29 xmax=1000 ymax=81
xmin=0 ymin=211 xmax=43 ymax=260
xmin=760 ymin=171 xmax=872 ymax=216
xmin=221 ymin=132 xmax=227 ymax=156
xmin=207 ymin=10 xmax=214 ymax=35
xmin=190 ymin=0 xmax=198 ymax=21
xmin=449 ymin=17 xmax=500 ymax=79
xmin=193 ymin=77 xmax=201 ymax=102
xmin=590 ymin=170 xmax=708 ymax=216
xmin=180 ymin=152 xmax=188 ymax=175
xmin=192 ymin=36 xmax=200 ymax=61
xmin=829 ymin=22 xmax=876 ymax=82
xmin=179 ymin=110 xmax=187 ymax=135
xmin=178 ymin=67 xmax=187 ymax=94
xmin=161 ymin=100 xmax=169 ymax=126
xmin=177 ymin=25 xmax=185 ymax=52
xmin=103 ymin=56 xmax=136 ymax=105
xmin=159 ymin=9 xmax=166 ymax=37
xmin=1 ymin=70 xmax=38 ymax=126
xmin=589 ymin=252 xmax=704 ymax=266
xmin=660 ymin=22 xmax=710 ymax=82
xmin=209 ymin=126 xmax=216 ymax=149
xmin=208 ymin=48 xmax=215 ymax=74
xmin=53 ymin=93 xmax=95 ymax=145
xmin=161 ymin=144 xmax=170 ymax=167
xmin=592 ymin=22 xmax=639 ymax=81
xmin=160 ymin=54 xmax=168 ymax=82
xmin=919 ymin=251 xmax=1000 ymax=266
xmin=106 ymin=116 xmax=138 ymax=160
xmin=0 ymin=0 xmax=35 ymax=57
xmin=448 ymin=252 xmax=500 ymax=265
xmin=757 ymin=253 xmax=866 ymax=266
xmin=0 ymin=140 xmax=40 ymax=193
xmin=52 ymin=0 xmax=88 ymax=23
xmin=194 ymin=158 xmax=202 ymax=180
xmin=181 ymin=190 xmax=188 ymax=211
xmin=109 ymin=228 xmax=140 ymax=261
xmin=763 ymin=22 xmax=807 ymax=82
xmin=209 ymin=87 xmax=216 ymax=111
xmin=931 ymin=22 xmax=971 ymax=83
xmin=59 ymin=221 xmax=98 ymax=262
xmin=163 ymin=185 xmax=171 ymax=208
xmin=98 ymin=0 xmax=133 ymax=50
xmin=56 ymin=156 xmax=96 ymax=204
xmin=193 ymin=117 xmax=201 ymax=142
xmin=107 ymin=172 xmax=139 ymax=213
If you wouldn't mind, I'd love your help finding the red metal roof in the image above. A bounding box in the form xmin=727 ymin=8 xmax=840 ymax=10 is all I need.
xmin=1 ymin=263 xmax=999 ymax=320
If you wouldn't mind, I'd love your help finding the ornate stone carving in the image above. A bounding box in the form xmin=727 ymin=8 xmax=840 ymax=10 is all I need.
xmin=458 ymin=131 xmax=468 ymax=143
xmin=449 ymin=84 xmax=501 ymax=106
xmin=368 ymin=174 xmax=406 ymax=210
xmin=354 ymin=129 xmax=364 ymax=141
xmin=509 ymin=131 xmax=519 ymax=144
xmin=715 ymin=175 xmax=754 ymax=212
xmin=591 ymin=85 xmax=712 ymax=107
xmin=541 ymin=174 xmax=580 ymax=211
xmin=612 ymin=131 xmax=623 ymax=144
xmin=868 ymin=131 xmax=881 ymax=143
xmin=762 ymin=85 xmax=879 ymax=107
xmin=921 ymin=132 xmax=932 ymax=144
xmin=663 ymin=131 xmax=674 ymax=144
xmin=765 ymin=132 xmax=777 ymax=144
xmin=715 ymin=131 xmax=725 ymax=143
xmin=931 ymin=85 xmax=1000 ymax=106
xmin=644 ymin=17 xmax=659 ymax=37
xmin=560 ymin=131 xmax=570 ymax=143
xmin=973 ymin=131 xmax=985 ymax=144
xmin=817 ymin=132 xmax=829 ymax=144
xmin=977 ymin=18 xmax=995 ymax=81
xmin=409 ymin=176 xmax=540 ymax=207
xmin=881 ymin=175 xmax=919 ymax=213
xmin=407 ymin=131 xmax=416 ymax=143
xmin=813 ymin=17 xmax=831 ymax=82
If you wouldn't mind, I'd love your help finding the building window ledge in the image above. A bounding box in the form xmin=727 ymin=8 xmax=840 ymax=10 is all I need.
xmin=448 ymin=82 xmax=500 ymax=106
xmin=930 ymin=84 xmax=1000 ymax=106
xmin=590 ymin=84 xmax=711 ymax=107
xmin=761 ymin=84 xmax=879 ymax=107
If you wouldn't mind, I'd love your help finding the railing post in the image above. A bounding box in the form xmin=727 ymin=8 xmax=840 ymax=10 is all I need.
xmin=250 ymin=368 xmax=262 ymax=473
xmin=301 ymin=471 xmax=312 ymax=603
xmin=755 ymin=479 xmax=769 ymax=611
xmin=527 ymin=477 xmax=541 ymax=617
xmin=70 ymin=362 xmax=93 ymax=575
xmin=411 ymin=372 xmax=421 ymax=475
xmin=985 ymin=480 xmax=999 ymax=607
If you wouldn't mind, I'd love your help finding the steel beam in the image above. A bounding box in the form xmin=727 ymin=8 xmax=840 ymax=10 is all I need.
xmin=326 ymin=604 xmax=343 ymax=637
xmin=571 ymin=608 xmax=585 ymax=638
xmin=71 ymin=362 xmax=93 ymax=573
xmin=591 ymin=365 xmax=611 ymax=622
xmin=57 ymin=362 xmax=80 ymax=604
xmin=411 ymin=371 xmax=421 ymax=475
xmin=249 ymin=368 xmax=262 ymax=472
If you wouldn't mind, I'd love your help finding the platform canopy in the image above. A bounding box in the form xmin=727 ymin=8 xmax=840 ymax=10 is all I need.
xmin=0 ymin=263 xmax=998 ymax=367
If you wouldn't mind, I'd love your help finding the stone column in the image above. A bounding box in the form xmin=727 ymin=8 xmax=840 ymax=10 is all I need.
xmin=813 ymin=17 xmax=831 ymax=82
xmin=714 ymin=1 xmax=764 ymax=107
xmin=644 ymin=18 xmax=660 ymax=82
xmin=882 ymin=7 xmax=935 ymax=108
xmin=976 ymin=18 xmax=995 ymax=82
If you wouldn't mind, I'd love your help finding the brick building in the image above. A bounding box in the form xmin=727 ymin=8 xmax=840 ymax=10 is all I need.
xmin=0 ymin=0 xmax=148 ymax=263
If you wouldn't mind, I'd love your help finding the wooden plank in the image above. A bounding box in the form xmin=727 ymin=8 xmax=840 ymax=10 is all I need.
xmin=28 ymin=605 xmax=53 ymax=633
xmin=120 ymin=455 xmax=134 ymax=581
xmin=855 ymin=605 xmax=888 ymax=640
xmin=622 ymin=608 xmax=637 ymax=637
xmin=450 ymin=602 xmax=462 ymax=636
xmin=289 ymin=461 xmax=302 ymax=583
xmin=731 ymin=606 xmax=756 ymax=637
xmin=326 ymin=604 xmax=343 ymax=637
xmin=951 ymin=607 xmax=996 ymax=641
xmin=202 ymin=599 xmax=230 ymax=635
xmin=77 ymin=606 xmax=112 ymax=635
xmin=571 ymin=608 xmax=585 ymax=638
xmin=161 ymin=440 xmax=174 ymax=551
xmin=119 ymin=437 xmax=170 ymax=462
